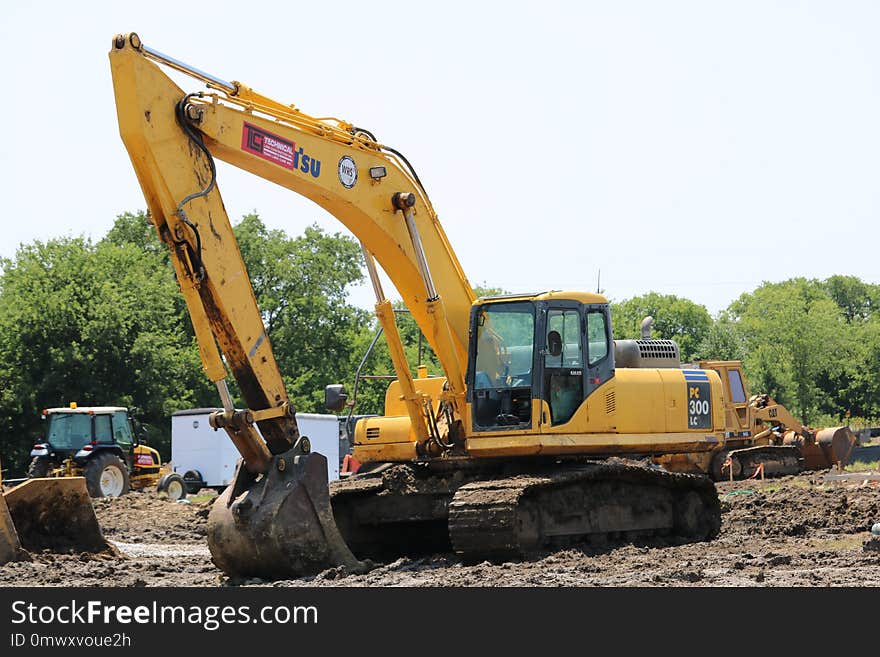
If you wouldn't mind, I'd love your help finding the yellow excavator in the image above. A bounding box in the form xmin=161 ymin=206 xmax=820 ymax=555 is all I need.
xmin=110 ymin=33 xmax=728 ymax=579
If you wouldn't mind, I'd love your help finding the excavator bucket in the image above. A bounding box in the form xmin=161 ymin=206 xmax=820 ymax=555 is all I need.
xmin=808 ymin=426 xmax=857 ymax=470
xmin=3 ymin=478 xmax=115 ymax=555
xmin=207 ymin=451 xmax=364 ymax=579
xmin=0 ymin=491 xmax=25 ymax=565
xmin=784 ymin=426 xmax=857 ymax=471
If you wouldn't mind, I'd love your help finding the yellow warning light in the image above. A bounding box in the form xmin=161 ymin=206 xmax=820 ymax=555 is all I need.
xmin=69 ymin=402 xmax=78 ymax=409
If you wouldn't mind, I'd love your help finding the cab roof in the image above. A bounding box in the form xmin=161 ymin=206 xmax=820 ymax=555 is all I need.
xmin=476 ymin=290 xmax=608 ymax=305
xmin=43 ymin=407 xmax=128 ymax=415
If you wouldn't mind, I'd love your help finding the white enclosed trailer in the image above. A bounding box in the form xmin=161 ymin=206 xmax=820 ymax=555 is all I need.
xmin=171 ymin=408 xmax=340 ymax=492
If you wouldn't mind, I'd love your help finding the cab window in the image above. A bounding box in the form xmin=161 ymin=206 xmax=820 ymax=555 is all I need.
xmin=472 ymin=302 xmax=535 ymax=430
xmin=728 ymin=370 xmax=747 ymax=404
xmin=545 ymin=310 xmax=583 ymax=368
xmin=586 ymin=311 xmax=608 ymax=365
xmin=544 ymin=309 xmax=583 ymax=426
xmin=94 ymin=415 xmax=113 ymax=443
xmin=46 ymin=413 xmax=92 ymax=450
xmin=474 ymin=304 xmax=535 ymax=389
xmin=112 ymin=411 xmax=134 ymax=447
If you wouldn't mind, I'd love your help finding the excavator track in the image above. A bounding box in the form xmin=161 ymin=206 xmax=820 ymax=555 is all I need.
xmin=448 ymin=461 xmax=720 ymax=560
xmin=331 ymin=459 xmax=720 ymax=563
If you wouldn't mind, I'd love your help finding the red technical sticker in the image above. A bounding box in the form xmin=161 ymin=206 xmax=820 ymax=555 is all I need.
xmin=135 ymin=454 xmax=153 ymax=466
xmin=241 ymin=122 xmax=295 ymax=169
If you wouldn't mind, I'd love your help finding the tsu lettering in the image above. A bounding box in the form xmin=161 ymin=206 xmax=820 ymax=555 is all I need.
xmin=293 ymin=146 xmax=322 ymax=178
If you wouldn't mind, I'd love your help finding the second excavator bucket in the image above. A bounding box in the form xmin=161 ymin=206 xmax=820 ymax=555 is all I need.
xmin=0 ymin=491 xmax=25 ymax=565
xmin=207 ymin=450 xmax=364 ymax=579
xmin=784 ymin=426 xmax=857 ymax=471
xmin=3 ymin=478 xmax=116 ymax=556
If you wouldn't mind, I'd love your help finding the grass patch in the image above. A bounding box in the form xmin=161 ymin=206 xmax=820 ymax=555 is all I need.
xmin=807 ymin=535 xmax=867 ymax=551
xmin=188 ymin=492 xmax=217 ymax=504
xmin=744 ymin=478 xmax=828 ymax=494
xmin=845 ymin=460 xmax=879 ymax=472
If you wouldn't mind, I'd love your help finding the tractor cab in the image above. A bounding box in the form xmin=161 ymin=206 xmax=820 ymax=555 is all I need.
xmin=33 ymin=405 xmax=135 ymax=465
xmin=28 ymin=404 xmax=184 ymax=499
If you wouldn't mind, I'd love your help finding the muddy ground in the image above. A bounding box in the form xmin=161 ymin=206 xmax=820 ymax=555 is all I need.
xmin=1 ymin=470 xmax=879 ymax=587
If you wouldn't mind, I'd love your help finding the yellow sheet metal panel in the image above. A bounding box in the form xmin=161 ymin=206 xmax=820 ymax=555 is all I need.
xmin=481 ymin=290 xmax=608 ymax=305
xmin=465 ymin=432 xmax=722 ymax=457
xmin=613 ymin=369 xmax=668 ymax=433
xmin=354 ymin=415 xmax=415 ymax=446
xmin=384 ymin=377 xmax=447 ymax=418
xmin=353 ymin=441 xmax=419 ymax=463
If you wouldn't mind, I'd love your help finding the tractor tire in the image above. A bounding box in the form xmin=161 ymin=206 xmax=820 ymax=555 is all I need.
xmin=84 ymin=452 xmax=131 ymax=498
xmin=26 ymin=457 xmax=52 ymax=479
xmin=157 ymin=473 xmax=187 ymax=501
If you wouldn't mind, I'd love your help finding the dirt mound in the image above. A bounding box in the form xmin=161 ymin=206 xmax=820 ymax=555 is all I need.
xmin=718 ymin=474 xmax=880 ymax=537
xmin=91 ymin=488 xmax=211 ymax=544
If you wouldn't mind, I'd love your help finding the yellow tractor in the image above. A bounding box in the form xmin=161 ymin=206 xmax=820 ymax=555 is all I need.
xmin=28 ymin=404 xmax=187 ymax=500
xmin=657 ymin=359 xmax=857 ymax=479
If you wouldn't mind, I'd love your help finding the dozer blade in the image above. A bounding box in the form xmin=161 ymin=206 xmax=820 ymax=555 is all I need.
xmin=3 ymin=477 xmax=116 ymax=555
xmin=0 ymin=491 xmax=26 ymax=565
xmin=208 ymin=450 xmax=365 ymax=579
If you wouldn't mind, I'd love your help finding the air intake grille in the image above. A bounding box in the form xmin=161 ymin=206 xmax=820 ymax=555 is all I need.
xmin=366 ymin=427 xmax=380 ymax=440
xmin=636 ymin=339 xmax=679 ymax=359
xmin=605 ymin=391 xmax=616 ymax=415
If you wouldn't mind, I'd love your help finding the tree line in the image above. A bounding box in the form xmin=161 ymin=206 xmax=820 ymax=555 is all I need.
xmin=0 ymin=211 xmax=876 ymax=474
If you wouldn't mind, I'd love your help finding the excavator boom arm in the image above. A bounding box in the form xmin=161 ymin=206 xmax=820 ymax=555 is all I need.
xmin=108 ymin=32 xmax=477 ymax=577
xmin=111 ymin=36 xmax=473 ymax=414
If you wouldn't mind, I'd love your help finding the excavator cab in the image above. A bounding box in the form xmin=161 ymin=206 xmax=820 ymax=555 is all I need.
xmin=468 ymin=294 xmax=614 ymax=432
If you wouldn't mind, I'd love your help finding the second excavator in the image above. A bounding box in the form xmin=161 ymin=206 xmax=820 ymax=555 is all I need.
xmin=110 ymin=33 xmax=723 ymax=579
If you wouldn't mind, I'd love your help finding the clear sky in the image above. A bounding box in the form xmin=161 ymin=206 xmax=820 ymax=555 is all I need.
xmin=1 ymin=0 xmax=878 ymax=315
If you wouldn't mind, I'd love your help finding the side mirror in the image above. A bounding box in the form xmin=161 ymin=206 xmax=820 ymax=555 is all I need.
xmin=131 ymin=418 xmax=148 ymax=447
xmin=547 ymin=330 xmax=563 ymax=358
xmin=325 ymin=384 xmax=348 ymax=412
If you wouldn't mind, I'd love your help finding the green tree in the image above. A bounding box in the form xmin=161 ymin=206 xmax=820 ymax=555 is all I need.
xmin=0 ymin=227 xmax=214 ymax=473
xmin=823 ymin=275 xmax=880 ymax=323
xmin=694 ymin=313 xmax=746 ymax=362
xmin=0 ymin=210 xmax=376 ymax=473
xmin=232 ymin=215 xmax=371 ymax=413
xmin=726 ymin=278 xmax=845 ymax=422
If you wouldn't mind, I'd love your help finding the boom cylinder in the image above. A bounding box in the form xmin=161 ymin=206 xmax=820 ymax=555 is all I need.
xmin=361 ymin=243 xmax=430 ymax=445
xmin=394 ymin=193 xmax=465 ymax=397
